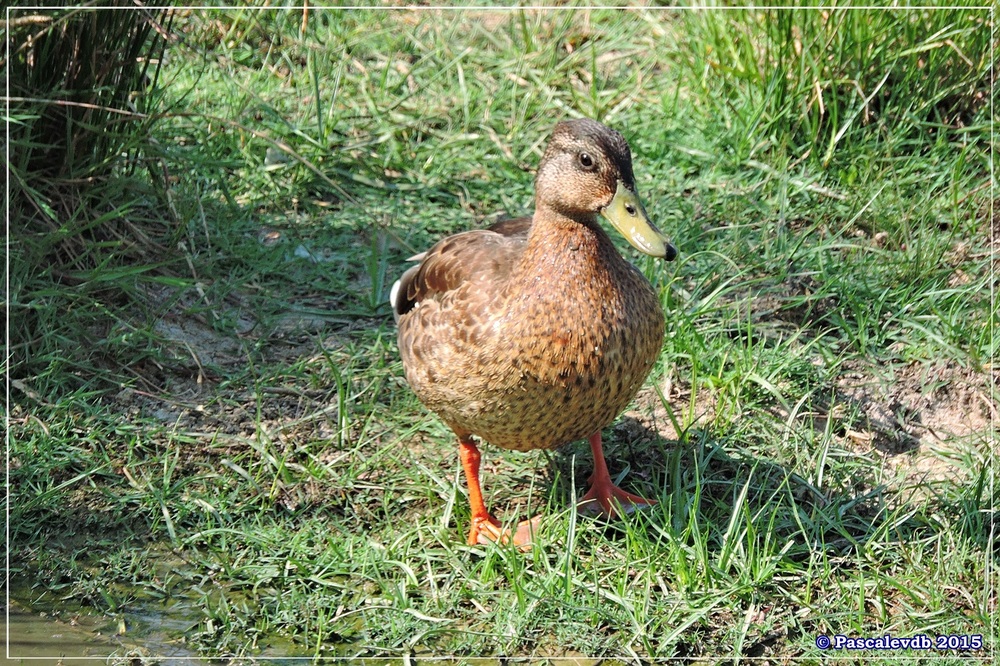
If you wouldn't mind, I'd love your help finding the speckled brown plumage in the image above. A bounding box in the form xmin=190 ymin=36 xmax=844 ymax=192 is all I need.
xmin=392 ymin=118 xmax=676 ymax=547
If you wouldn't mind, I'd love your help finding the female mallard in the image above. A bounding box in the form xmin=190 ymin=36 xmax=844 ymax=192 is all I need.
xmin=391 ymin=118 xmax=676 ymax=547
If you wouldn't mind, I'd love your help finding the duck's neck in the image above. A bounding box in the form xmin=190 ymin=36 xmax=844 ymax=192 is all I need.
xmin=515 ymin=208 xmax=625 ymax=284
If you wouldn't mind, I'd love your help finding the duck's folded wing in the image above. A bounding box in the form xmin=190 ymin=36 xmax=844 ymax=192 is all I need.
xmin=484 ymin=215 xmax=532 ymax=238
xmin=390 ymin=219 xmax=530 ymax=320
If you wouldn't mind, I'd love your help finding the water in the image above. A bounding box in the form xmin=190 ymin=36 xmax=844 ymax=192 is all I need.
xmin=6 ymin=596 xmax=203 ymax=665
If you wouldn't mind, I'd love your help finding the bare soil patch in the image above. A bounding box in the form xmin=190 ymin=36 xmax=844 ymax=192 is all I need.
xmin=631 ymin=356 xmax=996 ymax=493
xmin=835 ymin=359 xmax=996 ymax=486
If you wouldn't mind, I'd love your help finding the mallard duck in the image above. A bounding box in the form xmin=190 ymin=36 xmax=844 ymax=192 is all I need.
xmin=391 ymin=118 xmax=676 ymax=547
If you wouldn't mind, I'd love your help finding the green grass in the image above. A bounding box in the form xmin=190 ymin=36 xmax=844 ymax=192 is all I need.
xmin=8 ymin=5 xmax=996 ymax=662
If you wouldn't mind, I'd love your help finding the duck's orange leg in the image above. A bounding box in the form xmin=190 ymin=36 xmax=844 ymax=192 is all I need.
xmin=459 ymin=436 xmax=541 ymax=548
xmin=577 ymin=431 xmax=656 ymax=517
xmin=459 ymin=436 xmax=503 ymax=545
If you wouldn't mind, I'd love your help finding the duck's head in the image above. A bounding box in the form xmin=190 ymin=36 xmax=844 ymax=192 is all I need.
xmin=534 ymin=118 xmax=676 ymax=261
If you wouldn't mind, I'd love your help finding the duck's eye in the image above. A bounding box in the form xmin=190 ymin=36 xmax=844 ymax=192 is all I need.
xmin=578 ymin=152 xmax=595 ymax=170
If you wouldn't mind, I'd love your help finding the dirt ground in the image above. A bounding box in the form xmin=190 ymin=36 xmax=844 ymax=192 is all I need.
xmin=636 ymin=357 xmax=996 ymax=496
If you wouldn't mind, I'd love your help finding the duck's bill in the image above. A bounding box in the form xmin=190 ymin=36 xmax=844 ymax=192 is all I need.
xmin=601 ymin=181 xmax=677 ymax=261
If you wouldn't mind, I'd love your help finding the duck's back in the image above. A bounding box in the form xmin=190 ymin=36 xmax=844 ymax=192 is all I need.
xmin=392 ymin=217 xmax=530 ymax=321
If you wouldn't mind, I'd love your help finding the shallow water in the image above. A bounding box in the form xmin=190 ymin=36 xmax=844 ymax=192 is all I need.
xmin=6 ymin=598 xmax=203 ymax=665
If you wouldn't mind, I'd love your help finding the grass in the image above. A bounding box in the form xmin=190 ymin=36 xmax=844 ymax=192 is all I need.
xmin=7 ymin=4 xmax=996 ymax=662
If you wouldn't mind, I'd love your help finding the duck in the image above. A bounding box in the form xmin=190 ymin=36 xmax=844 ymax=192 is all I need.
xmin=390 ymin=118 xmax=676 ymax=548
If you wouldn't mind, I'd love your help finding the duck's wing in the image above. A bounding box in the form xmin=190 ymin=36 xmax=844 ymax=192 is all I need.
xmin=484 ymin=215 xmax=532 ymax=238
xmin=390 ymin=217 xmax=530 ymax=320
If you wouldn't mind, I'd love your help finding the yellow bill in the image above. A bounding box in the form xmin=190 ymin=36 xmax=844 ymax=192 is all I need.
xmin=600 ymin=181 xmax=676 ymax=260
